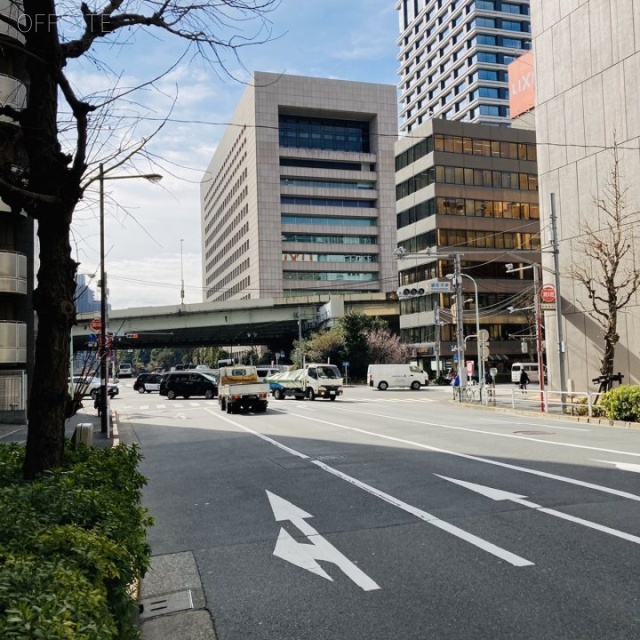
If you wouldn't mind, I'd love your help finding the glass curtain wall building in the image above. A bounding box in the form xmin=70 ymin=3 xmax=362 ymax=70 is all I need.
xmin=396 ymin=0 xmax=532 ymax=133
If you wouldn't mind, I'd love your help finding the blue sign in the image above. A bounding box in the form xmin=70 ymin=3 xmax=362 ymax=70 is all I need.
xmin=453 ymin=355 xmax=459 ymax=362
xmin=342 ymin=361 xmax=350 ymax=367
xmin=88 ymin=333 xmax=97 ymax=343
xmin=280 ymin=350 xmax=285 ymax=358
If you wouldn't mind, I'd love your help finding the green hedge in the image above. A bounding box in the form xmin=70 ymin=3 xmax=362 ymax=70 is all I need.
xmin=599 ymin=385 xmax=640 ymax=422
xmin=0 ymin=442 xmax=153 ymax=640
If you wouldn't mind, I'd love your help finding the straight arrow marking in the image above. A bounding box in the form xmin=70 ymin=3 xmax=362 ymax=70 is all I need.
xmin=266 ymin=491 xmax=380 ymax=591
xmin=436 ymin=475 xmax=640 ymax=546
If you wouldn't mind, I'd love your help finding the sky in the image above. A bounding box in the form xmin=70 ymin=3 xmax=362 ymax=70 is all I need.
xmin=69 ymin=0 xmax=400 ymax=310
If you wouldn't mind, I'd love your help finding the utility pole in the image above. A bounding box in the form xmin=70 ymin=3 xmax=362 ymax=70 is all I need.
xmin=297 ymin=307 xmax=303 ymax=368
xmin=99 ymin=164 xmax=109 ymax=435
xmin=533 ymin=265 xmax=545 ymax=411
xmin=550 ymin=193 xmax=567 ymax=397
xmin=453 ymin=253 xmax=467 ymax=390
xmin=434 ymin=303 xmax=441 ymax=379
xmin=180 ymin=238 xmax=185 ymax=307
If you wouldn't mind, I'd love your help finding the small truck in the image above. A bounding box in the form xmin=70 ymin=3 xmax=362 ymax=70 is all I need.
xmin=266 ymin=363 xmax=343 ymax=401
xmin=217 ymin=365 xmax=269 ymax=414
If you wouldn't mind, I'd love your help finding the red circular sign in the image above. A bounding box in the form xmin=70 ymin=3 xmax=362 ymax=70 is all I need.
xmin=90 ymin=317 xmax=102 ymax=332
xmin=540 ymin=284 xmax=556 ymax=304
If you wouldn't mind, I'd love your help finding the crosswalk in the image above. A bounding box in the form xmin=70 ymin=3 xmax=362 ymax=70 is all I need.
xmin=114 ymin=397 xmax=437 ymax=411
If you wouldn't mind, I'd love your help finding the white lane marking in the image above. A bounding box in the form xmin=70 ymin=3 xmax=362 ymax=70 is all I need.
xmin=437 ymin=475 xmax=640 ymax=546
xmin=593 ymin=460 xmax=640 ymax=473
xmin=283 ymin=410 xmax=640 ymax=504
xmin=207 ymin=409 xmax=533 ymax=567
xmin=0 ymin=429 xmax=22 ymax=439
xmin=477 ymin=418 xmax=589 ymax=432
xmin=320 ymin=405 xmax=640 ymax=459
xmin=267 ymin=491 xmax=381 ymax=590
xmin=156 ymin=404 xmax=167 ymax=409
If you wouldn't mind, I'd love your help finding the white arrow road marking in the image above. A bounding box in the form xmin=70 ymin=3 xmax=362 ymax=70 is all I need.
xmin=211 ymin=414 xmax=535 ymax=569
xmin=314 ymin=462 xmax=533 ymax=567
xmin=593 ymin=460 xmax=640 ymax=473
xmin=436 ymin=475 xmax=640 ymax=546
xmin=266 ymin=491 xmax=380 ymax=591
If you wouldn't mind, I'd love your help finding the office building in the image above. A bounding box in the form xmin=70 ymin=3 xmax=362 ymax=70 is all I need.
xmin=200 ymin=72 xmax=398 ymax=301
xmin=75 ymin=274 xmax=101 ymax=315
xmin=396 ymin=0 xmax=532 ymax=133
xmin=0 ymin=1 xmax=35 ymax=422
xmin=395 ymin=118 xmax=539 ymax=376
xmin=532 ymin=1 xmax=640 ymax=389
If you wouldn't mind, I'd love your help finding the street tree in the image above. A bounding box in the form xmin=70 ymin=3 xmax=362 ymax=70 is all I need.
xmin=0 ymin=0 xmax=278 ymax=478
xmin=304 ymin=326 xmax=344 ymax=364
xmin=567 ymin=144 xmax=640 ymax=383
xmin=365 ymin=327 xmax=410 ymax=364
xmin=338 ymin=311 xmax=388 ymax=380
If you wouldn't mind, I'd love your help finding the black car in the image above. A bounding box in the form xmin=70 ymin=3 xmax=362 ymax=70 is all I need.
xmin=159 ymin=371 xmax=218 ymax=400
xmin=133 ymin=373 xmax=164 ymax=393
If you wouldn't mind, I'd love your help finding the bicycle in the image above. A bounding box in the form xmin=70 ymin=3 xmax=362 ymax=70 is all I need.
xmin=463 ymin=385 xmax=477 ymax=402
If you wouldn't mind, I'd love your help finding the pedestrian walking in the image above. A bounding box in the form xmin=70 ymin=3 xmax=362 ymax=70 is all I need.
xmin=519 ymin=369 xmax=530 ymax=392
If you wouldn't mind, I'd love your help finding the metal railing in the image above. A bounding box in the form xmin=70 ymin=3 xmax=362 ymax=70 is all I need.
xmin=0 ymin=370 xmax=26 ymax=410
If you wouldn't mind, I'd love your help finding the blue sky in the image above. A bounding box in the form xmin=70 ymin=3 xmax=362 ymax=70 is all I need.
xmin=70 ymin=0 xmax=400 ymax=309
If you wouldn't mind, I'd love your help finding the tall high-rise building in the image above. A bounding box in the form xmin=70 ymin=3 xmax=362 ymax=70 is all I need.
xmin=201 ymin=72 xmax=398 ymax=301
xmin=396 ymin=0 xmax=532 ymax=133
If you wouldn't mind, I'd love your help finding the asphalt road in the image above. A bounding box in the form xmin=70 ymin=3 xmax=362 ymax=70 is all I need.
xmin=109 ymin=385 xmax=640 ymax=638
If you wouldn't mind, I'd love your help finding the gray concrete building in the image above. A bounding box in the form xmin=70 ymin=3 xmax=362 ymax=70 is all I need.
xmin=395 ymin=118 xmax=540 ymax=377
xmin=532 ymin=1 xmax=640 ymax=390
xmin=396 ymin=0 xmax=532 ymax=133
xmin=200 ymin=73 xmax=398 ymax=302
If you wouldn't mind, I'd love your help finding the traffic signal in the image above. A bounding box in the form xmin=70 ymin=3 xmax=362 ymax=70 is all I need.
xmin=397 ymin=286 xmax=426 ymax=299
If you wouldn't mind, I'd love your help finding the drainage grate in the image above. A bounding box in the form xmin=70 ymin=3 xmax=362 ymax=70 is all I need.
xmin=139 ymin=589 xmax=194 ymax=620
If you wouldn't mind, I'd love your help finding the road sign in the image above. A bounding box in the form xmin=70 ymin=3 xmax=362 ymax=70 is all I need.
xmin=89 ymin=317 xmax=102 ymax=332
xmin=97 ymin=347 xmax=112 ymax=359
xmin=480 ymin=345 xmax=490 ymax=359
xmin=96 ymin=334 xmax=112 ymax=348
xmin=540 ymin=302 xmax=557 ymax=311
xmin=540 ymin=284 xmax=556 ymax=304
xmin=342 ymin=361 xmax=350 ymax=367
xmin=478 ymin=329 xmax=490 ymax=344
xmin=429 ymin=281 xmax=451 ymax=292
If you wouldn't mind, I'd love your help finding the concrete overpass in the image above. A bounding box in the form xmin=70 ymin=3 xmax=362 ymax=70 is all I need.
xmin=74 ymin=293 xmax=399 ymax=353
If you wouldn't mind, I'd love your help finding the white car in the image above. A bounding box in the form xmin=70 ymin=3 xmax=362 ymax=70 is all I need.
xmin=69 ymin=376 xmax=119 ymax=399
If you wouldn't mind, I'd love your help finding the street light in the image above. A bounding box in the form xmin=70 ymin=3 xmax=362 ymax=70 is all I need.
xmin=98 ymin=163 xmax=162 ymax=434
xmin=506 ymin=262 xmax=545 ymax=411
xmin=180 ymin=238 xmax=185 ymax=307
xmin=447 ymin=272 xmax=484 ymax=402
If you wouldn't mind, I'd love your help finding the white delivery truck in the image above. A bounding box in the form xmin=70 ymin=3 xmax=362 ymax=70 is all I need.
xmin=367 ymin=364 xmax=429 ymax=390
xmin=217 ymin=365 xmax=269 ymax=414
xmin=267 ymin=363 xmax=343 ymax=401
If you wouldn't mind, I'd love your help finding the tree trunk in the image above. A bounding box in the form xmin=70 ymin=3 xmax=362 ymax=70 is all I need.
xmin=23 ymin=212 xmax=77 ymax=479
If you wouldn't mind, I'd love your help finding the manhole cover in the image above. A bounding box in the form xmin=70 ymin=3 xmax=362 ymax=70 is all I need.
xmin=139 ymin=589 xmax=194 ymax=620
xmin=514 ymin=430 xmax=554 ymax=435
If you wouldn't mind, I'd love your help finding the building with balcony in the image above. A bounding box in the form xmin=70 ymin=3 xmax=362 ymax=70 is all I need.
xmin=394 ymin=117 xmax=540 ymax=377
xmin=0 ymin=0 xmax=34 ymax=421
xmin=396 ymin=0 xmax=532 ymax=133
xmin=200 ymin=72 xmax=398 ymax=301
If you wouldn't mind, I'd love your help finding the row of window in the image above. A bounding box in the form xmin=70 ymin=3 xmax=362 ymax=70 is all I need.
xmin=399 ymin=228 xmax=540 ymax=253
xmin=281 ymin=178 xmax=375 ymax=190
xmin=397 ymin=165 xmax=538 ymax=200
xmin=282 ymin=233 xmax=377 ymax=245
xmin=282 ymin=253 xmax=377 ymax=263
xmin=397 ymin=196 xmax=539 ymax=229
xmin=281 ymin=215 xmax=376 ymax=227
xmin=279 ymin=115 xmax=370 ymax=153
xmin=282 ymin=196 xmax=375 ymax=208
xmin=283 ymin=272 xmax=378 ymax=282
xmin=280 ymin=158 xmax=374 ymax=172
xmin=396 ymin=132 xmax=536 ymax=171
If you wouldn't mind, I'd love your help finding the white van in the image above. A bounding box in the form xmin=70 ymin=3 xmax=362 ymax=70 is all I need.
xmin=511 ymin=362 xmax=543 ymax=384
xmin=367 ymin=364 xmax=429 ymax=390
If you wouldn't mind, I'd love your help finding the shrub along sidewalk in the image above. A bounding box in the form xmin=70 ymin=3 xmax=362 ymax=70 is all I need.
xmin=0 ymin=441 xmax=153 ymax=640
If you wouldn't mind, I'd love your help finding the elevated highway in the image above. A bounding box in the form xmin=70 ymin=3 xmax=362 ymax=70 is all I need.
xmin=74 ymin=293 xmax=399 ymax=353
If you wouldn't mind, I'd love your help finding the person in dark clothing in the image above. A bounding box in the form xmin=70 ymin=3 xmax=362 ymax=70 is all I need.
xmin=519 ymin=369 xmax=530 ymax=391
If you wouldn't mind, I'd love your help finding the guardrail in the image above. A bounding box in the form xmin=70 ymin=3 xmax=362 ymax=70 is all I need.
xmin=459 ymin=384 xmax=602 ymax=418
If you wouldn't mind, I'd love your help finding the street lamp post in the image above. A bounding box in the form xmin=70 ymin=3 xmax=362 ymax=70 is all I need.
xmin=180 ymin=238 xmax=185 ymax=307
xmin=98 ymin=164 xmax=162 ymax=434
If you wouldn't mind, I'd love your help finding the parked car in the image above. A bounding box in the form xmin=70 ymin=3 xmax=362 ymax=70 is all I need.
xmin=69 ymin=376 xmax=119 ymax=399
xmin=159 ymin=371 xmax=218 ymax=400
xmin=256 ymin=366 xmax=282 ymax=380
xmin=133 ymin=373 xmax=164 ymax=393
